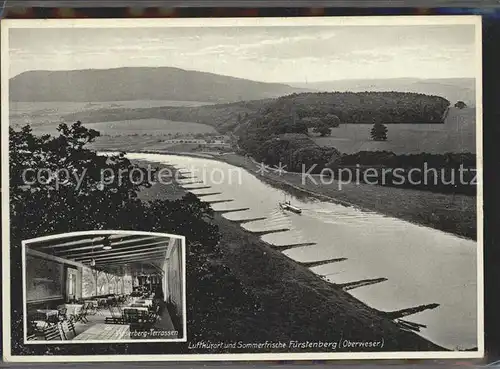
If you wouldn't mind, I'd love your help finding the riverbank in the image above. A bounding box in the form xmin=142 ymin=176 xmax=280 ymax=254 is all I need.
xmin=134 ymin=158 xmax=445 ymax=352
xmin=97 ymin=145 xmax=476 ymax=240
xmin=217 ymin=153 xmax=477 ymax=240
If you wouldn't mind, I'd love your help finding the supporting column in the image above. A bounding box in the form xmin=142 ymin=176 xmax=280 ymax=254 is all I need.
xmin=163 ymin=258 xmax=168 ymax=302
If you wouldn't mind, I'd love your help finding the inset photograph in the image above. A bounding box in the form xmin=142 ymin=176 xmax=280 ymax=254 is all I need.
xmin=23 ymin=230 xmax=186 ymax=343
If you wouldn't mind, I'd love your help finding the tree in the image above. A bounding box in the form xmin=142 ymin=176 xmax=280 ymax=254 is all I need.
xmin=370 ymin=121 xmax=388 ymax=141
xmin=300 ymin=116 xmax=322 ymax=128
xmin=324 ymin=113 xmax=341 ymax=128
xmin=313 ymin=122 xmax=331 ymax=137
xmin=289 ymin=120 xmax=309 ymax=135
xmin=291 ymin=147 xmax=340 ymax=173
xmin=455 ymin=101 xmax=467 ymax=109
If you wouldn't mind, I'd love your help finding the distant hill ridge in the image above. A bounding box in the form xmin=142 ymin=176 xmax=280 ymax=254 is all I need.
xmin=9 ymin=67 xmax=311 ymax=103
xmin=10 ymin=67 xmax=475 ymax=107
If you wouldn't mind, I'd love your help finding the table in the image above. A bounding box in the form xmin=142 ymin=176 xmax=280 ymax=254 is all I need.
xmin=73 ymin=324 xmax=130 ymax=341
xmin=130 ymin=303 xmax=149 ymax=308
xmin=84 ymin=300 xmax=98 ymax=308
xmin=32 ymin=309 xmax=59 ymax=326
xmin=64 ymin=304 xmax=83 ymax=316
xmin=137 ymin=299 xmax=153 ymax=306
xmin=123 ymin=306 xmax=149 ymax=313
xmin=36 ymin=309 xmax=59 ymax=319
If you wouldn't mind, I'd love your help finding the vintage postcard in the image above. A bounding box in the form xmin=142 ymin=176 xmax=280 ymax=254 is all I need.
xmin=1 ymin=16 xmax=483 ymax=362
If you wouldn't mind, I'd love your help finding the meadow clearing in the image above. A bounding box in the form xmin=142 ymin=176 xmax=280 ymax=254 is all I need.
xmin=310 ymin=107 xmax=476 ymax=154
xmin=9 ymin=100 xmax=214 ymax=129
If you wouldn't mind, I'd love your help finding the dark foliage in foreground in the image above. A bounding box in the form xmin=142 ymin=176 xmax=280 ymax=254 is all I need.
xmin=9 ymin=122 xmax=260 ymax=355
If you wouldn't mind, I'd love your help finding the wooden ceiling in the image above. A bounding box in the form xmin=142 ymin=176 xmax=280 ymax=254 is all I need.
xmin=26 ymin=233 xmax=175 ymax=276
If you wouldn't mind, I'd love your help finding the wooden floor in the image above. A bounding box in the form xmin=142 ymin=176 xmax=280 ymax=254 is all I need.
xmin=71 ymin=304 xmax=178 ymax=340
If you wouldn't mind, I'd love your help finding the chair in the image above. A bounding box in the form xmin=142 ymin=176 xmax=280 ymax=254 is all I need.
xmin=26 ymin=333 xmax=38 ymax=341
xmin=29 ymin=312 xmax=48 ymax=329
xmin=44 ymin=311 xmax=60 ymax=326
xmin=60 ymin=320 xmax=77 ymax=340
xmin=96 ymin=299 xmax=108 ymax=315
xmin=123 ymin=309 xmax=140 ymax=324
xmin=26 ymin=320 xmax=44 ymax=340
xmin=105 ymin=306 xmax=124 ymax=324
xmin=57 ymin=306 xmax=68 ymax=322
xmin=73 ymin=305 xmax=89 ymax=323
xmin=141 ymin=311 xmax=158 ymax=330
xmin=84 ymin=301 xmax=97 ymax=315
xmin=42 ymin=324 xmax=63 ymax=340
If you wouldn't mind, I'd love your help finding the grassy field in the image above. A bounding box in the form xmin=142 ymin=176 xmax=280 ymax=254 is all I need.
xmin=9 ymin=100 xmax=214 ymax=129
xmin=310 ymin=107 xmax=476 ymax=154
xmin=14 ymin=118 xmax=216 ymax=138
xmin=10 ymin=99 xmax=214 ymax=115
xmin=29 ymin=118 xmax=217 ymax=137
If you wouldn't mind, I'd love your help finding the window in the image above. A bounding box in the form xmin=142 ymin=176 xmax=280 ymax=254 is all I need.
xmin=68 ymin=273 xmax=74 ymax=295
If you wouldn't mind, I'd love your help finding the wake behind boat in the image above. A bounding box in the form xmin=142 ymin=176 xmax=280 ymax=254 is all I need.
xmin=279 ymin=200 xmax=302 ymax=214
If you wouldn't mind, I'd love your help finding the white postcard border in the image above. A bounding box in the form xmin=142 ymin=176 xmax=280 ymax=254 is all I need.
xmin=1 ymin=15 xmax=484 ymax=362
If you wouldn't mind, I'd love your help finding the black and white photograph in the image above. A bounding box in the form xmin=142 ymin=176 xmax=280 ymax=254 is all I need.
xmin=23 ymin=231 xmax=186 ymax=343
xmin=2 ymin=16 xmax=482 ymax=362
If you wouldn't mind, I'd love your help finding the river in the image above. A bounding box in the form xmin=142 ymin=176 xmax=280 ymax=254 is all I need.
xmin=125 ymin=152 xmax=478 ymax=351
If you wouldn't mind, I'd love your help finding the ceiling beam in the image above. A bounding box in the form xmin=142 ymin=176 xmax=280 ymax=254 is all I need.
xmin=29 ymin=233 xmax=123 ymax=249
xmin=51 ymin=236 xmax=162 ymax=254
xmin=58 ymin=240 xmax=169 ymax=259
xmin=93 ymin=257 xmax=166 ymax=267
xmin=100 ymin=265 xmax=159 ymax=274
xmin=26 ymin=247 xmax=88 ymax=270
xmin=95 ymin=259 xmax=165 ymax=268
xmin=75 ymin=246 xmax=167 ymax=262
xmin=36 ymin=234 xmax=145 ymax=250
xmin=80 ymin=249 xmax=167 ymax=263
xmin=35 ymin=233 xmax=129 ymax=248
xmin=94 ymin=261 xmax=165 ymax=271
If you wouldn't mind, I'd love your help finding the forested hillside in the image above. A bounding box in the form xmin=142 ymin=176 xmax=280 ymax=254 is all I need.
xmin=62 ymin=91 xmax=451 ymax=134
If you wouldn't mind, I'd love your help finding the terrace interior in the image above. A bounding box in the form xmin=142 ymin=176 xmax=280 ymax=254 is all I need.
xmin=25 ymin=233 xmax=184 ymax=341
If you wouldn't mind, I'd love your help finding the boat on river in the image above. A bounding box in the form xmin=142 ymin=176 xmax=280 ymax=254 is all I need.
xmin=279 ymin=200 xmax=302 ymax=214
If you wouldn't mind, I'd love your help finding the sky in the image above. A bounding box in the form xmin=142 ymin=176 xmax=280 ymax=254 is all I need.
xmin=8 ymin=24 xmax=478 ymax=83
